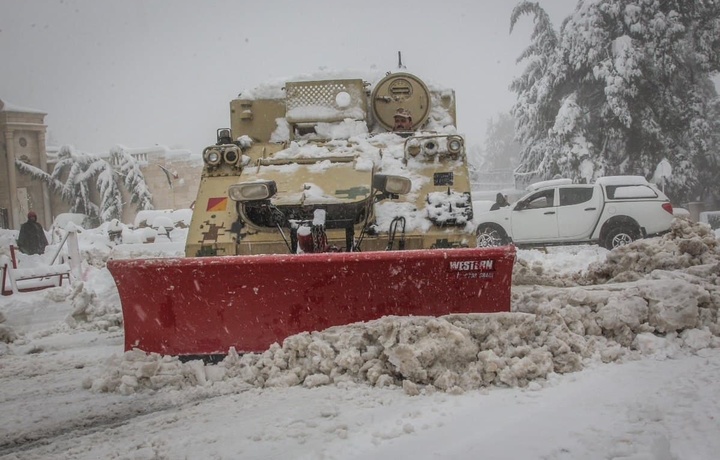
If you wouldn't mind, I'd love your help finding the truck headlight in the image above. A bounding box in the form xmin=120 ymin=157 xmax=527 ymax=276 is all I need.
xmin=373 ymin=174 xmax=411 ymax=195
xmin=423 ymin=140 xmax=438 ymax=156
xmin=447 ymin=136 xmax=463 ymax=155
xmin=223 ymin=147 xmax=241 ymax=165
xmin=228 ymin=181 xmax=278 ymax=201
xmin=406 ymin=139 xmax=422 ymax=157
xmin=203 ymin=147 xmax=222 ymax=166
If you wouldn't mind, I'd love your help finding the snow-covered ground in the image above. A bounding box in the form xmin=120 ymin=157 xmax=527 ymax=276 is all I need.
xmin=1 ymin=217 xmax=719 ymax=460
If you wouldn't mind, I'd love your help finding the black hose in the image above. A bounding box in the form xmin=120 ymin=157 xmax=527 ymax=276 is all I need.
xmin=386 ymin=216 xmax=406 ymax=250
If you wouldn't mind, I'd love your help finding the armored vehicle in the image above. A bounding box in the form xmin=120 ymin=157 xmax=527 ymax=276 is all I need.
xmin=108 ymin=70 xmax=516 ymax=358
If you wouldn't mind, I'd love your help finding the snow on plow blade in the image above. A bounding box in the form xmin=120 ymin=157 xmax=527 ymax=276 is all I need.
xmin=108 ymin=246 xmax=516 ymax=357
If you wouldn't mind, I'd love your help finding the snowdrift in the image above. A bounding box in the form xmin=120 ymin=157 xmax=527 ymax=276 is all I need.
xmin=2 ymin=218 xmax=717 ymax=396
xmin=84 ymin=218 xmax=719 ymax=396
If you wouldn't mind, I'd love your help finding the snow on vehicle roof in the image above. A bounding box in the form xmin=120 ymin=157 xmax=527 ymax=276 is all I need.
xmin=526 ymin=178 xmax=573 ymax=191
xmin=526 ymin=176 xmax=653 ymax=192
xmin=237 ymin=68 xmax=453 ymax=101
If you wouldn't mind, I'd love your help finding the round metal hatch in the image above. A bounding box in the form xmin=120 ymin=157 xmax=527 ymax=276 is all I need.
xmin=371 ymin=72 xmax=431 ymax=131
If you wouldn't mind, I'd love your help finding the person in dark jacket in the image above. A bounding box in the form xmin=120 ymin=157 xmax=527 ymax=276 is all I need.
xmin=490 ymin=193 xmax=510 ymax=211
xmin=16 ymin=211 xmax=48 ymax=255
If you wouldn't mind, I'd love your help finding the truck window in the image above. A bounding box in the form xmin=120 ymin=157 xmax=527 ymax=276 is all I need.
xmin=606 ymin=185 xmax=658 ymax=199
xmin=522 ymin=189 xmax=555 ymax=209
xmin=559 ymin=187 xmax=594 ymax=206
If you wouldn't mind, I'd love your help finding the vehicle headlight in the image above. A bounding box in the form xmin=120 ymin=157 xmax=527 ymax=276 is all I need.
xmin=204 ymin=147 xmax=222 ymax=166
xmin=406 ymin=139 xmax=422 ymax=157
xmin=423 ymin=140 xmax=438 ymax=156
xmin=228 ymin=181 xmax=278 ymax=201
xmin=447 ymin=136 xmax=463 ymax=155
xmin=223 ymin=147 xmax=240 ymax=165
xmin=373 ymin=174 xmax=412 ymax=195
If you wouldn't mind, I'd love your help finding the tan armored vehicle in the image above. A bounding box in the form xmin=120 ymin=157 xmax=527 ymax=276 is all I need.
xmin=187 ymin=72 xmax=475 ymax=256
xmin=108 ymin=70 xmax=516 ymax=358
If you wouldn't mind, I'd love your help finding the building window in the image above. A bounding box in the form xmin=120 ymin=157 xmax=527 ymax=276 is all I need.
xmin=19 ymin=137 xmax=27 ymax=147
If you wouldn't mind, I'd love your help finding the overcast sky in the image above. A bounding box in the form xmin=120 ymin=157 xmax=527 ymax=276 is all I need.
xmin=0 ymin=0 xmax=577 ymax=155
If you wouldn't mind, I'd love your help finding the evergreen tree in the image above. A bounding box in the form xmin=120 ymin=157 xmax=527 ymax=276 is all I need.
xmin=511 ymin=0 xmax=720 ymax=203
xmin=482 ymin=113 xmax=522 ymax=171
xmin=110 ymin=146 xmax=154 ymax=212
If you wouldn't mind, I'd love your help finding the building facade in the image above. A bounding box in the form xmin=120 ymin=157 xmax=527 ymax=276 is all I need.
xmin=0 ymin=99 xmax=52 ymax=230
xmin=1 ymin=99 xmax=202 ymax=230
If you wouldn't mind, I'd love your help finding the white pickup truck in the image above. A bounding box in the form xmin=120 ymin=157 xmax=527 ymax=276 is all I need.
xmin=474 ymin=176 xmax=674 ymax=249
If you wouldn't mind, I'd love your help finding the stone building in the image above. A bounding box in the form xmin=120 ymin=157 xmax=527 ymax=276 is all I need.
xmin=1 ymin=99 xmax=202 ymax=230
xmin=0 ymin=99 xmax=51 ymax=230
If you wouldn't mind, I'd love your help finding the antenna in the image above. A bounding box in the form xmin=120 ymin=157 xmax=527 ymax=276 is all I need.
xmin=397 ymin=51 xmax=406 ymax=69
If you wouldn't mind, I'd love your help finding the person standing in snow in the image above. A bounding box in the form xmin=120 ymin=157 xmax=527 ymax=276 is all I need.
xmin=16 ymin=211 xmax=49 ymax=255
xmin=490 ymin=193 xmax=510 ymax=211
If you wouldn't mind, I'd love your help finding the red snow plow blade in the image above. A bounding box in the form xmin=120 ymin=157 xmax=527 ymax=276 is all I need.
xmin=108 ymin=246 xmax=515 ymax=357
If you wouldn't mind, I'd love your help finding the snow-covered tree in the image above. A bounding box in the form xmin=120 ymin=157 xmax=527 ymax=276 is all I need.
xmin=97 ymin=164 xmax=124 ymax=222
xmin=110 ymin=146 xmax=154 ymax=212
xmin=482 ymin=112 xmax=522 ymax=171
xmin=511 ymin=0 xmax=720 ymax=203
xmin=50 ymin=146 xmax=102 ymax=219
xmin=15 ymin=144 xmax=153 ymax=224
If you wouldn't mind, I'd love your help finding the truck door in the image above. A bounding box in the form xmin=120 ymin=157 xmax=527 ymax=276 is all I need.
xmin=557 ymin=185 xmax=601 ymax=239
xmin=511 ymin=188 xmax=559 ymax=242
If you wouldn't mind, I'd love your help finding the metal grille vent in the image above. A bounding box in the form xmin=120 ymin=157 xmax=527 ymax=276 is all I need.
xmin=285 ymin=79 xmax=367 ymax=123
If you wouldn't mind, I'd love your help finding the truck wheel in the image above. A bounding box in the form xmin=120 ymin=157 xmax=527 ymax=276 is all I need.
xmin=604 ymin=225 xmax=638 ymax=249
xmin=476 ymin=224 xmax=508 ymax=247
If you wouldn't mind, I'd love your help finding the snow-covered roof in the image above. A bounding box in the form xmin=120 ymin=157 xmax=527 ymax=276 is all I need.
xmin=0 ymin=98 xmax=46 ymax=114
xmin=117 ymin=144 xmax=195 ymax=159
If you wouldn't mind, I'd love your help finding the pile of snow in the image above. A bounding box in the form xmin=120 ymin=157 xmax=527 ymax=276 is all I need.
xmin=584 ymin=218 xmax=719 ymax=284
xmin=0 ymin=311 xmax=18 ymax=345
xmin=90 ymin=266 xmax=719 ymax=395
xmin=89 ymin=232 xmax=719 ymax=395
xmin=65 ymin=280 xmax=123 ymax=332
xmin=4 ymin=216 xmax=719 ymax=399
xmin=0 ymin=229 xmax=19 ymax=250
xmin=0 ymin=220 xmax=185 ymax=340
xmin=87 ymin=312 xmax=583 ymax=395
xmin=512 ymin=246 xmax=604 ymax=287
xmin=513 ymin=218 xmax=720 ymax=287
xmin=133 ymin=209 xmax=192 ymax=229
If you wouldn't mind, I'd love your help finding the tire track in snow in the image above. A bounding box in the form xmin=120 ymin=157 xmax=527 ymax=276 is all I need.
xmin=0 ymin=390 xmax=232 ymax=457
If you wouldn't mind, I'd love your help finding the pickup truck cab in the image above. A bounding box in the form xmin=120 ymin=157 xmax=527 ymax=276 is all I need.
xmin=475 ymin=176 xmax=674 ymax=249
